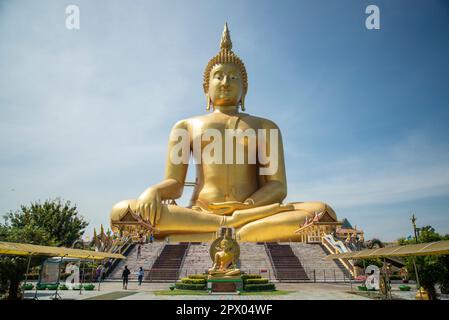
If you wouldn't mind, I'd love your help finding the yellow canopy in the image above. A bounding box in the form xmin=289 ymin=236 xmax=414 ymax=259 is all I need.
xmin=0 ymin=241 xmax=125 ymax=260
xmin=326 ymin=240 xmax=449 ymax=260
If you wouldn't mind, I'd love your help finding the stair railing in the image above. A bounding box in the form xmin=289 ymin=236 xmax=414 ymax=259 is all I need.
xmin=321 ymin=234 xmax=354 ymax=278
xmin=104 ymin=236 xmax=134 ymax=278
xmin=264 ymin=243 xmax=278 ymax=280
xmin=177 ymin=242 xmax=191 ymax=280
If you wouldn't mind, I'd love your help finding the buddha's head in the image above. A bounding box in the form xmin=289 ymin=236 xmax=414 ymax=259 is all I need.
xmin=203 ymin=23 xmax=248 ymax=111
xmin=220 ymin=238 xmax=232 ymax=252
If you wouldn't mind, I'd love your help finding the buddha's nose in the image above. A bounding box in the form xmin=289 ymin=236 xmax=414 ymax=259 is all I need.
xmin=222 ymin=75 xmax=230 ymax=87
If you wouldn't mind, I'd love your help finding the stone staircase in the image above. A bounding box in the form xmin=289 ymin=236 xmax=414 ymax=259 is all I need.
xmin=290 ymin=243 xmax=350 ymax=281
xmin=179 ymin=242 xmax=277 ymax=280
xmin=108 ymin=241 xmax=350 ymax=283
xmin=266 ymin=243 xmax=309 ymax=281
xmin=239 ymin=242 xmax=276 ymax=280
xmin=147 ymin=243 xmax=189 ymax=281
xmin=178 ymin=243 xmax=211 ymax=279
xmin=109 ymin=241 xmax=165 ymax=280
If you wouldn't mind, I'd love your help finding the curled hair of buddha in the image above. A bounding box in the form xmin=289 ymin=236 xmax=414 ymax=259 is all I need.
xmin=203 ymin=23 xmax=248 ymax=105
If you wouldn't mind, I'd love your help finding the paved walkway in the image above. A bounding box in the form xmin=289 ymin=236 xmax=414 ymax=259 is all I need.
xmin=24 ymin=281 xmax=371 ymax=300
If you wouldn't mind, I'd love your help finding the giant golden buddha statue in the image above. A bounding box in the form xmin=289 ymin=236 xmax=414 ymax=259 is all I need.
xmin=110 ymin=23 xmax=337 ymax=242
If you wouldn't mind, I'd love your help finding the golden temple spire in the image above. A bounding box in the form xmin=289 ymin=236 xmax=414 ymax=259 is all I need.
xmin=220 ymin=22 xmax=232 ymax=51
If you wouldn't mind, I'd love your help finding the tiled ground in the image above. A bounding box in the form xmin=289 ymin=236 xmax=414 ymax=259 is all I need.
xmin=24 ymin=281 xmax=373 ymax=300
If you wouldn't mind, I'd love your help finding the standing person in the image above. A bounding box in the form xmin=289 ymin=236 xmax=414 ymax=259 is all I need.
xmin=122 ymin=266 xmax=130 ymax=290
xmin=137 ymin=267 xmax=144 ymax=286
xmin=95 ymin=264 xmax=104 ymax=283
xmin=150 ymin=233 xmax=154 ymax=244
xmin=137 ymin=244 xmax=142 ymax=259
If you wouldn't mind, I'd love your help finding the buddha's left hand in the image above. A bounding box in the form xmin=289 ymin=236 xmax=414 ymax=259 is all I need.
xmin=208 ymin=201 xmax=253 ymax=215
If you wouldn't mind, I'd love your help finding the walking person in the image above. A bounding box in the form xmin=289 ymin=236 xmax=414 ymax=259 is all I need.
xmin=138 ymin=267 xmax=144 ymax=286
xmin=137 ymin=244 xmax=142 ymax=259
xmin=122 ymin=265 xmax=131 ymax=290
xmin=150 ymin=232 xmax=154 ymax=244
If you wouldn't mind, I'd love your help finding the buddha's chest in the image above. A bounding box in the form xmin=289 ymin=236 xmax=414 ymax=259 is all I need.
xmin=218 ymin=253 xmax=233 ymax=265
xmin=193 ymin=116 xmax=255 ymax=132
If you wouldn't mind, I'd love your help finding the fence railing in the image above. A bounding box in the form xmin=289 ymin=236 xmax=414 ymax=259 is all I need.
xmin=107 ymin=267 xmax=354 ymax=283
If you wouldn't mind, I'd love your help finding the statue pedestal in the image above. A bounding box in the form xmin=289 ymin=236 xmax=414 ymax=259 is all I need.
xmin=207 ymin=277 xmax=242 ymax=294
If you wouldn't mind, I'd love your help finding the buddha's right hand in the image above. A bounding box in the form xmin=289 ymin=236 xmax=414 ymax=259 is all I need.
xmin=136 ymin=188 xmax=162 ymax=226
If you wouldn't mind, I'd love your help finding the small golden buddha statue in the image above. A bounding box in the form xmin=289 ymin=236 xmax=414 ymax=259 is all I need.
xmin=208 ymin=233 xmax=241 ymax=277
xmin=110 ymin=23 xmax=337 ymax=242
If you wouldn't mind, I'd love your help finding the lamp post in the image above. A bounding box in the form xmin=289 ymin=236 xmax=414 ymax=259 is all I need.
xmin=410 ymin=214 xmax=422 ymax=299
xmin=411 ymin=214 xmax=418 ymax=244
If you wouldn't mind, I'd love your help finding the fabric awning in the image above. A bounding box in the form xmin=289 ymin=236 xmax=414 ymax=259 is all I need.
xmin=326 ymin=240 xmax=449 ymax=260
xmin=0 ymin=241 xmax=125 ymax=260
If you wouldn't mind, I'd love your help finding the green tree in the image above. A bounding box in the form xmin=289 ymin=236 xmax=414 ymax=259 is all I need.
xmin=4 ymin=198 xmax=88 ymax=247
xmin=0 ymin=199 xmax=88 ymax=299
xmin=0 ymin=224 xmax=54 ymax=299
xmin=399 ymin=226 xmax=449 ymax=300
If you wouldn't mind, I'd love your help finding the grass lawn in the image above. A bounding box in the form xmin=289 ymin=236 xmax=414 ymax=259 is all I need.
xmin=154 ymin=289 xmax=210 ymax=295
xmin=84 ymin=291 xmax=138 ymax=300
xmin=240 ymin=290 xmax=291 ymax=296
xmin=154 ymin=289 xmax=292 ymax=296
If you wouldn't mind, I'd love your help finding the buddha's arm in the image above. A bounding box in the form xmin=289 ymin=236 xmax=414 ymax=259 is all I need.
xmin=136 ymin=120 xmax=190 ymax=224
xmin=162 ymin=119 xmax=190 ymax=198
xmin=245 ymin=121 xmax=287 ymax=206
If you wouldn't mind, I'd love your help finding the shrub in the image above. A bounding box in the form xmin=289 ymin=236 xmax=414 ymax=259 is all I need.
xmin=187 ymin=274 xmax=208 ymax=280
xmin=83 ymin=284 xmax=95 ymax=290
xmin=175 ymin=283 xmax=206 ymax=290
xmin=21 ymin=283 xmax=34 ymax=290
xmin=353 ymin=258 xmax=383 ymax=268
xmin=245 ymin=278 xmax=269 ymax=285
xmin=358 ymin=285 xmax=368 ymax=291
xmin=36 ymin=284 xmax=47 ymax=290
xmin=46 ymin=284 xmax=59 ymax=290
xmin=241 ymin=274 xmax=262 ymax=280
xmin=244 ymin=283 xmax=275 ymax=291
xmin=399 ymin=285 xmax=411 ymax=291
xmin=59 ymin=284 xmax=68 ymax=290
xmin=181 ymin=278 xmax=206 ymax=284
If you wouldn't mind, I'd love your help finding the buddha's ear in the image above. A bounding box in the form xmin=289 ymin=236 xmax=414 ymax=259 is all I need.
xmin=206 ymin=93 xmax=215 ymax=112
xmin=240 ymin=95 xmax=245 ymax=111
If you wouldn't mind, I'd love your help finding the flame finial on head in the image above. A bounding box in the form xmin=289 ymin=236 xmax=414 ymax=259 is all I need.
xmin=220 ymin=22 xmax=232 ymax=51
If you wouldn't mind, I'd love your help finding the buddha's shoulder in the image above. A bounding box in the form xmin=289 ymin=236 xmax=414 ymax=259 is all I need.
xmin=170 ymin=114 xmax=207 ymax=128
xmin=170 ymin=113 xmax=281 ymax=130
xmin=240 ymin=113 xmax=281 ymax=130
xmin=170 ymin=116 xmax=199 ymax=129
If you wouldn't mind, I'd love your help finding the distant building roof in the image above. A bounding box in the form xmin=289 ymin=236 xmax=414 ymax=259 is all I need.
xmin=341 ymin=218 xmax=353 ymax=229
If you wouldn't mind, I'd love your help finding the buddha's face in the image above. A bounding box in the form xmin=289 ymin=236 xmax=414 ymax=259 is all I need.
xmin=220 ymin=239 xmax=231 ymax=252
xmin=208 ymin=63 xmax=243 ymax=107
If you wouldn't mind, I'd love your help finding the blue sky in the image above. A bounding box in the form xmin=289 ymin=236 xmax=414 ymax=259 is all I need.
xmin=1 ymin=0 xmax=448 ymax=241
